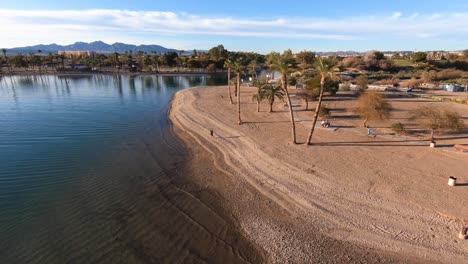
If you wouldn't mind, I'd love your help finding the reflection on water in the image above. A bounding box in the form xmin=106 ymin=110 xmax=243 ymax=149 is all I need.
xmin=0 ymin=74 xmax=262 ymax=263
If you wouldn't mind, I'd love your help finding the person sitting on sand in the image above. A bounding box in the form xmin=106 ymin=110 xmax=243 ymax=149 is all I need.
xmin=324 ymin=120 xmax=330 ymax=128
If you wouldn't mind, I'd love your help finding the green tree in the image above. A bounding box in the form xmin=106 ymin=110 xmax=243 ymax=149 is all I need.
xmin=208 ymin=44 xmax=227 ymax=61
xmin=260 ymin=83 xmax=284 ymax=112
xmin=413 ymin=52 xmax=427 ymax=63
xmin=251 ymin=80 xmax=265 ymax=112
xmin=1 ymin=48 xmax=9 ymax=72
xmin=296 ymin=50 xmax=316 ymax=71
xmin=373 ymin=51 xmax=385 ymax=60
xmin=357 ymin=91 xmax=391 ymax=127
xmin=10 ymin=54 xmax=28 ymax=68
xmin=141 ymin=55 xmax=151 ymax=70
xmin=305 ymin=74 xmax=339 ymax=96
xmin=267 ymin=50 xmax=298 ymax=143
xmin=162 ymin=52 xmax=178 ymax=67
xmin=306 ymin=57 xmax=339 ymax=145
xmin=248 ymin=60 xmax=259 ymax=79
xmin=413 ymin=106 xmax=464 ymax=141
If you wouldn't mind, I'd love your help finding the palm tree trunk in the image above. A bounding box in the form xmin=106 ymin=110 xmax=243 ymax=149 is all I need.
xmin=363 ymin=118 xmax=368 ymax=128
xmin=306 ymin=78 xmax=325 ymax=145
xmin=227 ymin=68 xmax=233 ymax=104
xmin=257 ymin=99 xmax=260 ymax=112
xmin=269 ymin=101 xmax=273 ymax=112
xmin=234 ymin=73 xmax=238 ymax=97
xmin=430 ymin=129 xmax=434 ymax=142
xmin=305 ymin=97 xmax=309 ymax=110
xmin=237 ymin=74 xmax=242 ymax=124
xmin=282 ymin=75 xmax=296 ymax=143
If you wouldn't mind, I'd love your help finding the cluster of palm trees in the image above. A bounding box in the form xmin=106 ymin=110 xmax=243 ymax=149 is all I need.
xmin=224 ymin=50 xmax=339 ymax=145
xmin=251 ymin=81 xmax=284 ymax=113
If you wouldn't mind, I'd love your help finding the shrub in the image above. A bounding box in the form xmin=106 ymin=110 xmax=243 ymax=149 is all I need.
xmin=407 ymin=77 xmax=422 ymax=88
xmin=436 ymin=69 xmax=463 ymax=80
xmin=391 ymin=122 xmax=405 ymax=133
xmin=340 ymin=83 xmax=351 ymax=91
xmin=356 ymin=74 xmax=368 ymax=91
xmin=318 ymin=104 xmax=331 ymax=118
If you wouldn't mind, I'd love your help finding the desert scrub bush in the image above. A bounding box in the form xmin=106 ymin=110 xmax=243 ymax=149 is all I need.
xmin=317 ymin=104 xmax=331 ymax=118
xmin=391 ymin=122 xmax=405 ymax=133
xmin=339 ymin=83 xmax=351 ymax=91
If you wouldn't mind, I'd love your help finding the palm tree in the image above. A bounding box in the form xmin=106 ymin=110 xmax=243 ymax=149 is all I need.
xmin=37 ymin=49 xmax=43 ymax=73
xmin=223 ymin=58 xmax=234 ymax=104
xmin=248 ymin=60 xmax=258 ymax=80
xmin=252 ymin=88 xmax=263 ymax=112
xmin=267 ymin=50 xmax=297 ymax=143
xmin=59 ymin=54 xmax=65 ymax=69
xmin=306 ymin=57 xmax=339 ymax=145
xmin=232 ymin=59 xmax=245 ymax=125
xmin=1 ymin=48 xmax=9 ymax=72
xmin=261 ymin=83 xmax=284 ymax=112
xmin=251 ymin=79 xmax=266 ymax=112
xmin=113 ymin=52 xmax=120 ymax=72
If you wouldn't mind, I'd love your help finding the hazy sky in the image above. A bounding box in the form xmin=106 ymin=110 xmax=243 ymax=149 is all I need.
xmin=0 ymin=0 xmax=467 ymax=53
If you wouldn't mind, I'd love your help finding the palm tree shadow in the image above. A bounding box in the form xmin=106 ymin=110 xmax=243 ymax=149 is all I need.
xmin=315 ymin=138 xmax=429 ymax=147
xmin=318 ymin=143 xmax=427 ymax=147
xmin=243 ymin=121 xmax=290 ymax=124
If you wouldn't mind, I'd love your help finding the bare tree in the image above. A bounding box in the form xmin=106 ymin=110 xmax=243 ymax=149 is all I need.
xmin=413 ymin=106 xmax=464 ymax=141
xmin=357 ymin=91 xmax=391 ymax=127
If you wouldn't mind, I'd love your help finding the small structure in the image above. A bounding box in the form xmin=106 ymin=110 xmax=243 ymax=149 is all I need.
xmin=443 ymin=84 xmax=466 ymax=92
xmin=448 ymin=176 xmax=457 ymax=186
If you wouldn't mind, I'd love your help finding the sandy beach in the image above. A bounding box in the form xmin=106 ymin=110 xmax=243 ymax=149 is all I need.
xmin=169 ymin=85 xmax=468 ymax=263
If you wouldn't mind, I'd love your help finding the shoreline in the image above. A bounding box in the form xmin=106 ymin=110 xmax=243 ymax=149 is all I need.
xmin=0 ymin=70 xmax=227 ymax=77
xmin=169 ymin=85 xmax=468 ymax=263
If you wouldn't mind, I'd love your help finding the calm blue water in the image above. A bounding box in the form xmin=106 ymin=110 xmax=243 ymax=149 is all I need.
xmin=0 ymin=74 xmax=261 ymax=263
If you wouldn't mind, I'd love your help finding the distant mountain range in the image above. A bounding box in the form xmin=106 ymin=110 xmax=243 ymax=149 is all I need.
xmin=4 ymin=41 xmax=462 ymax=56
xmin=4 ymin=41 xmax=181 ymax=55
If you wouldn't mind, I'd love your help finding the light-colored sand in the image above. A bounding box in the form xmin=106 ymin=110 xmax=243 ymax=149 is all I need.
xmin=170 ymin=86 xmax=468 ymax=263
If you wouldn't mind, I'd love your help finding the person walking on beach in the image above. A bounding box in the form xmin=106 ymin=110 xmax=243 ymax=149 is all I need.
xmin=210 ymin=129 xmax=214 ymax=137
xmin=367 ymin=127 xmax=376 ymax=137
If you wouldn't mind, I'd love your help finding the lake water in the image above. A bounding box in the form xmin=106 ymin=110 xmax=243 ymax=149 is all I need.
xmin=0 ymin=75 xmax=261 ymax=263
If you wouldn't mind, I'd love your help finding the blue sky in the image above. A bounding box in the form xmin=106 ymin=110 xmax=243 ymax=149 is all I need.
xmin=0 ymin=0 xmax=467 ymax=53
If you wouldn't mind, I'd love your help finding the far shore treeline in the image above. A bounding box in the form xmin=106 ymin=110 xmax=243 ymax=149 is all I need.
xmin=1 ymin=45 xmax=467 ymax=83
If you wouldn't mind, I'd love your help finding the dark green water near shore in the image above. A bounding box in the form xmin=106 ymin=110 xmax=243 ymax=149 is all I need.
xmin=0 ymin=75 xmax=262 ymax=263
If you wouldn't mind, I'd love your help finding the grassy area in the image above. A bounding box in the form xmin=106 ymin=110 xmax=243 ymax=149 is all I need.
xmin=393 ymin=59 xmax=413 ymax=67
